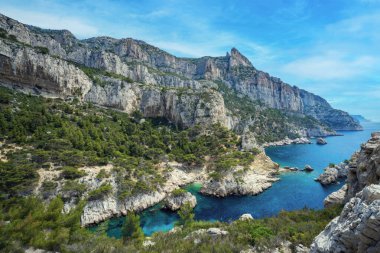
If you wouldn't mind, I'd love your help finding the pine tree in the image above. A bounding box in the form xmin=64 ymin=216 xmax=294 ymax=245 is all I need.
xmin=177 ymin=202 xmax=195 ymax=227
xmin=121 ymin=212 xmax=144 ymax=245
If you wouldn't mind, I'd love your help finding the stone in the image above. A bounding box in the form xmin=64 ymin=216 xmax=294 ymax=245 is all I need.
xmin=324 ymin=184 xmax=347 ymax=207
xmin=239 ymin=213 xmax=254 ymax=221
xmin=207 ymin=227 xmax=229 ymax=236
xmin=316 ymin=138 xmax=327 ymax=145
xmin=142 ymin=239 xmax=155 ymax=247
xmin=304 ymin=165 xmax=314 ymax=172
xmin=316 ymin=167 xmax=338 ymax=185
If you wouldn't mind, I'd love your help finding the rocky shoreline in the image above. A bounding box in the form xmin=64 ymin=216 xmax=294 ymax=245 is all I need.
xmin=311 ymin=132 xmax=380 ymax=252
xmin=262 ymin=137 xmax=312 ymax=148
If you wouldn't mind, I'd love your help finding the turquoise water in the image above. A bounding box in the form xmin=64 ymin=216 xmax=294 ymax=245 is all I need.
xmin=92 ymin=122 xmax=380 ymax=237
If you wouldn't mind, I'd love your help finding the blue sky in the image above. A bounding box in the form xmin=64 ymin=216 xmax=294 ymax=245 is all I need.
xmin=1 ymin=0 xmax=379 ymax=121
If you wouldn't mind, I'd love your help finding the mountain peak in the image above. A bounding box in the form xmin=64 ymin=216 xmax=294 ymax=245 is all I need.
xmin=228 ymin=47 xmax=252 ymax=67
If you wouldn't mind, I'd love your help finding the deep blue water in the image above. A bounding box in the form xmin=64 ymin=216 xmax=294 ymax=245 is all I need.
xmin=91 ymin=122 xmax=380 ymax=237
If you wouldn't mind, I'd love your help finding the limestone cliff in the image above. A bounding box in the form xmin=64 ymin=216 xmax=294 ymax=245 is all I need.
xmin=0 ymin=13 xmax=361 ymax=144
xmin=312 ymin=132 xmax=380 ymax=252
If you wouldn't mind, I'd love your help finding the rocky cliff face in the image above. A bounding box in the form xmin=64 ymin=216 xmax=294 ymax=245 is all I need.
xmin=345 ymin=132 xmax=380 ymax=200
xmin=312 ymin=132 xmax=380 ymax=252
xmin=0 ymin=13 xmax=361 ymax=144
xmin=311 ymin=184 xmax=380 ymax=253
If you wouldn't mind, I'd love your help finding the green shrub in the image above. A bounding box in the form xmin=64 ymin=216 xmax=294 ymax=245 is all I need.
xmin=176 ymin=202 xmax=195 ymax=227
xmin=88 ymin=184 xmax=113 ymax=201
xmin=121 ymin=212 xmax=144 ymax=245
xmin=171 ymin=188 xmax=186 ymax=197
xmin=8 ymin=34 xmax=18 ymax=41
xmin=41 ymin=180 xmax=58 ymax=191
xmin=60 ymin=167 xmax=86 ymax=179
xmin=35 ymin=46 xmax=49 ymax=55
xmin=96 ymin=169 xmax=110 ymax=179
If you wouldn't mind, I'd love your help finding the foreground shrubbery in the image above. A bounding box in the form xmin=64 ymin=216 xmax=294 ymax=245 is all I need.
xmin=0 ymin=195 xmax=342 ymax=253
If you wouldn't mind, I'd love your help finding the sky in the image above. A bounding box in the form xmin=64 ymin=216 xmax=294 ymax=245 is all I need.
xmin=0 ymin=0 xmax=379 ymax=121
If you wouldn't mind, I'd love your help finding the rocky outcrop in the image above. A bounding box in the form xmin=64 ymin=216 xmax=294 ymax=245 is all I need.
xmin=304 ymin=165 xmax=314 ymax=172
xmin=201 ymin=153 xmax=279 ymax=197
xmin=311 ymin=184 xmax=380 ymax=253
xmin=313 ymin=133 xmax=380 ymax=252
xmin=345 ymin=132 xmax=380 ymax=201
xmin=324 ymin=184 xmax=347 ymax=207
xmin=163 ymin=192 xmax=197 ymax=211
xmin=316 ymin=167 xmax=338 ymax=185
xmin=316 ymin=162 xmax=348 ymax=185
xmin=262 ymin=137 xmax=311 ymax=148
xmin=316 ymin=138 xmax=327 ymax=145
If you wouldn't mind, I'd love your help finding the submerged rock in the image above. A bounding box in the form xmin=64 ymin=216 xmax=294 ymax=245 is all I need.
xmin=281 ymin=166 xmax=298 ymax=172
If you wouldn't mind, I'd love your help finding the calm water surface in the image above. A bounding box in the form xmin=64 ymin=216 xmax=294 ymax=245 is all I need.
xmin=91 ymin=122 xmax=380 ymax=237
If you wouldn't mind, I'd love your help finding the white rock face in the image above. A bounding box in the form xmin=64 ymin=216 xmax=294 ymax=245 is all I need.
xmin=311 ymin=184 xmax=380 ymax=253
xmin=262 ymin=137 xmax=311 ymax=148
xmin=323 ymin=184 xmax=348 ymax=207
xmin=80 ymin=163 xmax=205 ymax=226
xmin=0 ymin=40 xmax=92 ymax=99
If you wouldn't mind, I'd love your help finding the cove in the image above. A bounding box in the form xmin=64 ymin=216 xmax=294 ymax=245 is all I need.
xmin=90 ymin=122 xmax=380 ymax=237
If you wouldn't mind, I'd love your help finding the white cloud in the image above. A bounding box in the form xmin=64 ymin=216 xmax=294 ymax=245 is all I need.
xmin=1 ymin=7 xmax=99 ymax=38
xmin=281 ymin=52 xmax=377 ymax=80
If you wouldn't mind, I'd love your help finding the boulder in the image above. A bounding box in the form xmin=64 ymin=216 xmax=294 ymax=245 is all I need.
xmin=304 ymin=165 xmax=314 ymax=172
xmin=239 ymin=213 xmax=254 ymax=221
xmin=316 ymin=138 xmax=327 ymax=145
xmin=207 ymin=227 xmax=229 ymax=236
xmin=316 ymin=167 xmax=338 ymax=185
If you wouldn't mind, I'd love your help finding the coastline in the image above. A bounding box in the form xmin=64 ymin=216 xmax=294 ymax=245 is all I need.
xmin=79 ymin=152 xmax=279 ymax=226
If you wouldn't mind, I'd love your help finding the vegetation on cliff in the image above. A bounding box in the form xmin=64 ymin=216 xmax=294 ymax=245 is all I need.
xmin=0 ymin=86 xmax=254 ymax=197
